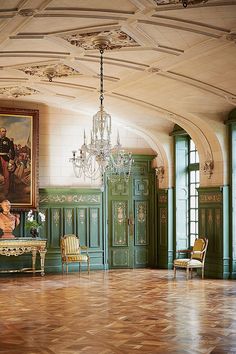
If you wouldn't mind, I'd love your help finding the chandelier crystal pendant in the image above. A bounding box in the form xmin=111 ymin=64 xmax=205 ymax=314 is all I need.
xmin=70 ymin=36 xmax=133 ymax=183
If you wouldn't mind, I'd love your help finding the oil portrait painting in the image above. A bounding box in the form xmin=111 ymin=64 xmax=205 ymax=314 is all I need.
xmin=0 ymin=108 xmax=39 ymax=209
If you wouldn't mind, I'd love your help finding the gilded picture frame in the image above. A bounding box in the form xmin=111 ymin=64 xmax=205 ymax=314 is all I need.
xmin=0 ymin=107 xmax=39 ymax=209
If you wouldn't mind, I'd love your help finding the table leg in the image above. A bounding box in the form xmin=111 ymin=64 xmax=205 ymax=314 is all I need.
xmin=32 ymin=249 xmax=37 ymax=274
xmin=39 ymin=249 xmax=47 ymax=276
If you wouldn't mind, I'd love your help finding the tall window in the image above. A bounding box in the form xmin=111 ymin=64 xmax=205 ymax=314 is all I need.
xmin=174 ymin=127 xmax=200 ymax=251
xmin=188 ymin=139 xmax=199 ymax=246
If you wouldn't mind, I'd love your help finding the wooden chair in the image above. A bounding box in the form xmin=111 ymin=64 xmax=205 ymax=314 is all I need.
xmin=60 ymin=234 xmax=90 ymax=274
xmin=173 ymin=238 xmax=208 ymax=280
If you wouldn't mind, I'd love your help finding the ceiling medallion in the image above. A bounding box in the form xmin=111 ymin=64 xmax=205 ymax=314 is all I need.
xmin=18 ymin=64 xmax=80 ymax=82
xmin=62 ymin=29 xmax=138 ymax=50
xmin=0 ymin=86 xmax=39 ymax=98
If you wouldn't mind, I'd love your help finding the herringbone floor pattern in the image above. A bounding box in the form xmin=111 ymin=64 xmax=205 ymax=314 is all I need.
xmin=0 ymin=269 xmax=236 ymax=354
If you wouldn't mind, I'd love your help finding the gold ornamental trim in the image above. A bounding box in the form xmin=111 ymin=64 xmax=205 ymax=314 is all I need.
xmin=40 ymin=194 xmax=101 ymax=204
xmin=199 ymin=193 xmax=222 ymax=203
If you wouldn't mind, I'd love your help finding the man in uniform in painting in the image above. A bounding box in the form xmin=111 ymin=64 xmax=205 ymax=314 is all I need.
xmin=0 ymin=127 xmax=16 ymax=197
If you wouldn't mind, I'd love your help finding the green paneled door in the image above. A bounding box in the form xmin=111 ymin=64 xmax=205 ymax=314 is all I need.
xmin=107 ymin=156 xmax=155 ymax=269
xmin=108 ymin=179 xmax=134 ymax=268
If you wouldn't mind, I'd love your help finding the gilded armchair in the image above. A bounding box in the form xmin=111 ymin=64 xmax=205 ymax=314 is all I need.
xmin=60 ymin=234 xmax=90 ymax=274
xmin=173 ymin=238 xmax=208 ymax=280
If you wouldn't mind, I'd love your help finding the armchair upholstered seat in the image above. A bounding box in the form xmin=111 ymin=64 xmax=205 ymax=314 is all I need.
xmin=60 ymin=234 xmax=90 ymax=274
xmin=174 ymin=238 xmax=208 ymax=280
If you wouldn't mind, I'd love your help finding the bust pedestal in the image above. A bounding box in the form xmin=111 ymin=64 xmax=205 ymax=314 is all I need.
xmin=1 ymin=232 xmax=15 ymax=239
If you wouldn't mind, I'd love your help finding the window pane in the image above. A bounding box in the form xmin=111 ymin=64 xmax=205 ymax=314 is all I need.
xmin=196 ymin=170 xmax=200 ymax=183
xmin=190 ymin=139 xmax=196 ymax=151
xmin=190 ymin=151 xmax=195 ymax=163
xmin=190 ymin=196 xmax=196 ymax=208
xmin=196 ymin=152 xmax=199 ymax=163
xmin=190 ymin=184 xmax=196 ymax=195
xmin=190 ymin=235 xmax=196 ymax=246
xmin=190 ymin=171 xmax=196 ymax=183
xmin=190 ymin=222 xmax=196 ymax=233
xmin=190 ymin=209 xmax=196 ymax=220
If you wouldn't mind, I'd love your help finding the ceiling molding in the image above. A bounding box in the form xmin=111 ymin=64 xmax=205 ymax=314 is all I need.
xmin=138 ymin=19 xmax=222 ymax=39
xmin=160 ymin=71 xmax=236 ymax=102
xmin=151 ymin=15 xmax=229 ymax=36
xmin=17 ymin=22 xmax=120 ymax=37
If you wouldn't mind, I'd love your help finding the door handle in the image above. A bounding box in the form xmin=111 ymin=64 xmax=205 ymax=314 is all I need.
xmin=128 ymin=217 xmax=134 ymax=225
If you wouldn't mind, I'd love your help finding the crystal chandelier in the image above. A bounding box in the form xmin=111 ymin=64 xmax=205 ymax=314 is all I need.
xmin=70 ymin=36 xmax=133 ymax=183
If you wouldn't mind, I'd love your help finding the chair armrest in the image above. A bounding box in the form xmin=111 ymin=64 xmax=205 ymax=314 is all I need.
xmin=176 ymin=249 xmax=192 ymax=253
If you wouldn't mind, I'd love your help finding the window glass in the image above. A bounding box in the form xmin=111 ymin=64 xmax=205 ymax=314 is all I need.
xmin=189 ymin=138 xmax=199 ymax=246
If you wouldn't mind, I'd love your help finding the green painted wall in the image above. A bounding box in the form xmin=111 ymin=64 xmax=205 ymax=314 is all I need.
xmin=0 ymin=155 xmax=157 ymax=274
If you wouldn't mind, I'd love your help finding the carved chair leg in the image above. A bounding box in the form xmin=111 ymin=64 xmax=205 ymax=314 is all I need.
xmin=66 ymin=263 xmax=68 ymax=274
xmin=186 ymin=267 xmax=189 ymax=280
xmin=202 ymin=267 xmax=204 ymax=279
xmin=88 ymin=258 xmax=90 ymax=274
xmin=79 ymin=262 xmax=81 ymax=273
xmin=174 ymin=266 xmax=176 ymax=278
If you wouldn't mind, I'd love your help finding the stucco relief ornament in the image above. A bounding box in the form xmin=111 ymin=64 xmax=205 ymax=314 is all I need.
xmin=155 ymin=166 xmax=165 ymax=181
xmin=19 ymin=64 xmax=80 ymax=82
xmin=203 ymin=159 xmax=214 ymax=179
xmin=63 ymin=29 xmax=138 ymax=50
xmin=0 ymin=86 xmax=39 ymax=98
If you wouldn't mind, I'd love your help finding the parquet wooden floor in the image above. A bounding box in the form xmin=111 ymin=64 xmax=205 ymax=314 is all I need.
xmin=0 ymin=269 xmax=236 ymax=354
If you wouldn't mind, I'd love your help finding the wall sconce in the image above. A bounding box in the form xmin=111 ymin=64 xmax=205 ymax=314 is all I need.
xmin=203 ymin=160 xmax=214 ymax=179
xmin=155 ymin=166 xmax=165 ymax=182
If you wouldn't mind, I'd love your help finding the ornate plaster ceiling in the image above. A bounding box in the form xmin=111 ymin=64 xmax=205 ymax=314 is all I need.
xmin=0 ymin=0 xmax=235 ymax=162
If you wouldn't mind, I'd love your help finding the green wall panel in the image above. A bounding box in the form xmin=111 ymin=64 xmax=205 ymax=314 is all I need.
xmin=157 ymin=188 xmax=173 ymax=269
xmin=134 ymin=200 xmax=148 ymax=245
xmin=89 ymin=208 xmax=100 ymax=248
xmin=198 ymin=187 xmax=229 ymax=279
xmin=77 ymin=208 xmax=87 ymax=246
xmin=39 ymin=188 xmax=104 ymax=272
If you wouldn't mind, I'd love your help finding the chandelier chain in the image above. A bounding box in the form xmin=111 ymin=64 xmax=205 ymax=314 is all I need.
xmin=100 ymin=49 xmax=104 ymax=107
